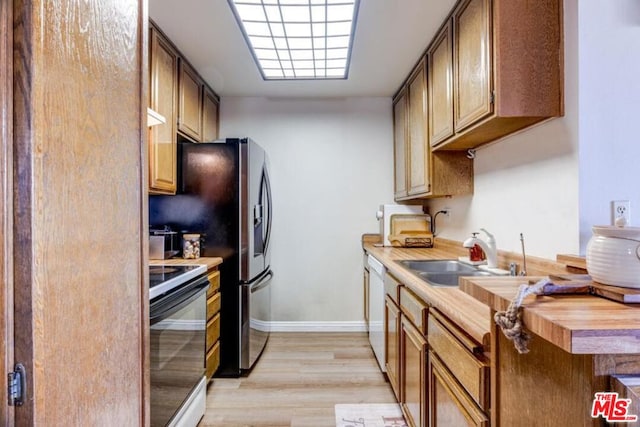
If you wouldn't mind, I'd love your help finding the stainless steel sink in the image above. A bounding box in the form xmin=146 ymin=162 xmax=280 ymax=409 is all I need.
xmin=399 ymin=259 xmax=478 ymax=274
xmin=416 ymin=270 xmax=494 ymax=286
xmin=397 ymin=259 xmax=494 ymax=287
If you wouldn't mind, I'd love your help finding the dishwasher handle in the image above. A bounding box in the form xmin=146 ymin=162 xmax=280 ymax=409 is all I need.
xmin=367 ymin=255 xmax=386 ymax=277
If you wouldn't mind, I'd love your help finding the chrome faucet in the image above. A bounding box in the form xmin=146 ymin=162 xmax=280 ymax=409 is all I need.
xmin=519 ymin=233 xmax=527 ymax=276
xmin=463 ymin=228 xmax=498 ymax=268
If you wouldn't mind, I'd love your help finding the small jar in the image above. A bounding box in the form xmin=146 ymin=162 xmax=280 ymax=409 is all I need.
xmin=182 ymin=233 xmax=201 ymax=259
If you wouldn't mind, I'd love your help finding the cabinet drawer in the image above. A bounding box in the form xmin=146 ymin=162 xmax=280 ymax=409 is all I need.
xmin=206 ymin=340 xmax=220 ymax=379
xmin=207 ymin=291 xmax=221 ymax=320
xmin=206 ymin=312 xmax=221 ymax=350
xmin=207 ymin=270 xmax=220 ymax=297
xmin=400 ymin=287 xmax=428 ymax=334
xmin=384 ymin=272 xmax=402 ymax=303
xmin=429 ymin=351 xmax=489 ymax=427
xmin=428 ymin=311 xmax=489 ymax=411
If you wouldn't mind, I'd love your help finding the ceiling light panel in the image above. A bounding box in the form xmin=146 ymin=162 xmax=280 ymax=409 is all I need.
xmin=229 ymin=0 xmax=360 ymax=80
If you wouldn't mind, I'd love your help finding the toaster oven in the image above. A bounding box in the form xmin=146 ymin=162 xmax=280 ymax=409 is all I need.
xmin=149 ymin=226 xmax=179 ymax=260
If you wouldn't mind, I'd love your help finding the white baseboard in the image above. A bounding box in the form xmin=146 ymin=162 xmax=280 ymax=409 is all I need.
xmin=267 ymin=320 xmax=368 ymax=332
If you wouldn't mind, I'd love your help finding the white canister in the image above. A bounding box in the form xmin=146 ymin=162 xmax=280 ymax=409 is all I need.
xmin=586 ymin=226 xmax=640 ymax=288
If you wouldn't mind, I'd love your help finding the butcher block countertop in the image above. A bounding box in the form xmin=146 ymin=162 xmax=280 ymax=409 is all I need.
xmin=363 ymin=240 xmax=492 ymax=348
xmin=149 ymin=256 xmax=223 ymax=270
xmin=365 ymin=237 xmax=640 ymax=355
xmin=459 ymin=276 xmax=640 ymax=354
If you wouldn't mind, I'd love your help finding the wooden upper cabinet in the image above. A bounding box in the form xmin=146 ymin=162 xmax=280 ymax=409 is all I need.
xmin=428 ymin=22 xmax=454 ymax=147
xmin=393 ymin=90 xmax=408 ymax=199
xmin=453 ymin=0 xmax=492 ymax=132
xmin=407 ymin=60 xmax=430 ymax=196
xmin=391 ymin=19 xmax=475 ymax=200
xmin=423 ymin=0 xmax=561 ymax=151
xmin=202 ymin=86 xmax=219 ymax=142
xmin=178 ymin=59 xmax=203 ymax=142
xmin=393 ymin=66 xmax=473 ymax=201
xmin=149 ymin=26 xmax=178 ymax=194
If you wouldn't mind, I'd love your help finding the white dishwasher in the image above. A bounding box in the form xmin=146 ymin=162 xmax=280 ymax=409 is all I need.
xmin=367 ymin=254 xmax=386 ymax=372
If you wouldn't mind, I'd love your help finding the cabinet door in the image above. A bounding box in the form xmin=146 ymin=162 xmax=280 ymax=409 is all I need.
xmin=407 ymin=60 xmax=430 ymax=196
xmin=429 ymin=353 xmax=488 ymax=427
xmin=149 ymin=27 xmax=178 ymax=194
xmin=453 ymin=0 xmax=492 ymax=132
xmin=393 ymin=91 xmax=408 ymax=199
xmin=385 ymin=295 xmax=401 ymax=401
xmin=428 ymin=22 xmax=454 ymax=147
xmin=202 ymin=86 xmax=219 ymax=142
xmin=178 ymin=59 xmax=203 ymax=141
xmin=401 ymin=316 xmax=427 ymax=427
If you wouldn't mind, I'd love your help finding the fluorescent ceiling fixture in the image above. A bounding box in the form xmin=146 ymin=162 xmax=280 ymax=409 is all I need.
xmin=229 ymin=0 xmax=360 ymax=80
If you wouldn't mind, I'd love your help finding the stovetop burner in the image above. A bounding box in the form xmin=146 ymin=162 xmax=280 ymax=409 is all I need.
xmin=149 ymin=266 xmax=179 ymax=275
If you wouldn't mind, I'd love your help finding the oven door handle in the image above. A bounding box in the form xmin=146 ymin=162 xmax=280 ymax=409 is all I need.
xmin=150 ymin=276 xmax=209 ymax=325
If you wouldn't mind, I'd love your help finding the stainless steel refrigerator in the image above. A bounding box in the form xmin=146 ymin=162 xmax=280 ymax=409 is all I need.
xmin=149 ymin=137 xmax=273 ymax=376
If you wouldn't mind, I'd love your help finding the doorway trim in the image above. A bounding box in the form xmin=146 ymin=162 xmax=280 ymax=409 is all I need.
xmin=1 ymin=0 xmax=14 ymax=424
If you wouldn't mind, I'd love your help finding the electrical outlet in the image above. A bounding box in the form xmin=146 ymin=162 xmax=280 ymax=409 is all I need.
xmin=612 ymin=200 xmax=631 ymax=225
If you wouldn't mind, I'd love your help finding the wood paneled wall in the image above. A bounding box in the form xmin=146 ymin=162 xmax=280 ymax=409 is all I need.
xmin=12 ymin=0 xmax=147 ymax=425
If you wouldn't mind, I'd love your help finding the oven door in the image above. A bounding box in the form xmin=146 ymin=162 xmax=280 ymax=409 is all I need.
xmin=149 ymin=275 xmax=208 ymax=427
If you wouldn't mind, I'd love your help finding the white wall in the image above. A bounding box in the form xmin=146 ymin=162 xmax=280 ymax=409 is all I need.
xmin=217 ymin=1 xmax=639 ymax=323
xmin=221 ymin=97 xmax=393 ymax=323
xmin=426 ymin=0 xmax=581 ymax=259
xmin=578 ymin=0 xmax=640 ymax=251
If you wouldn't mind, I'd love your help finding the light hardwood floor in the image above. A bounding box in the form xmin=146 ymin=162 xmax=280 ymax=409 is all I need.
xmin=199 ymin=332 xmax=396 ymax=427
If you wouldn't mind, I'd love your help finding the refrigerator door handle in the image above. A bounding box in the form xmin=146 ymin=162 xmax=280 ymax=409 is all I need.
xmin=254 ymin=204 xmax=263 ymax=226
xmin=262 ymin=167 xmax=273 ymax=254
xmin=251 ymin=271 xmax=273 ymax=293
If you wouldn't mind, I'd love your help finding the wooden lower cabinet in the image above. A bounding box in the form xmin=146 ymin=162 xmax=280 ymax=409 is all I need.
xmin=385 ymin=294 xmax=401 ymax=400
xmin=206 ymin=341 xmax=221 ymax=379
xmin=377 ymin=269 xmax=490 ymax=426
xmin=206 ymin=269 xmax=221 ymax=380
xmin=428 ymin=310 xmax=489 ymax=410
xmin=492 ymin=327 xmax=610 ymax=426
xmin=429 ymin=353 xmax=488 ymax=427
xmin=400 ymin=316 xmax=428 ymax=427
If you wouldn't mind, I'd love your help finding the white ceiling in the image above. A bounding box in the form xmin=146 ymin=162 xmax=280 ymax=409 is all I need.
xmin=149 ymin=0 xmax=456 ymax=98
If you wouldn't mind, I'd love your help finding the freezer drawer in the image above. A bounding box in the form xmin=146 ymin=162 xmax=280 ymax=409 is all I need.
xmin=241 ymin=270 xmax=273 ymax=369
